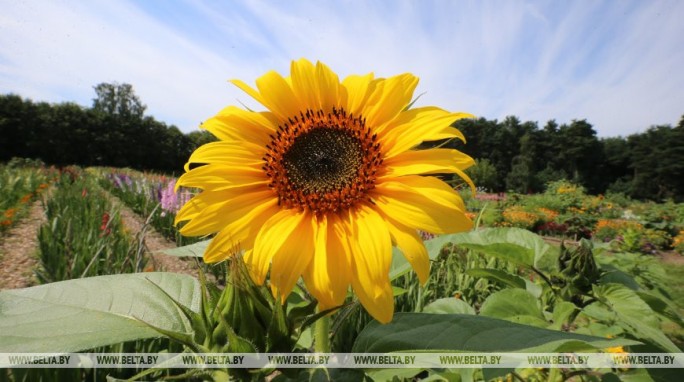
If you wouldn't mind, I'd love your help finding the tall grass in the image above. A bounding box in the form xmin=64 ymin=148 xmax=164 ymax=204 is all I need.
xmin=36 ymin=171 xmax=143 ymax=282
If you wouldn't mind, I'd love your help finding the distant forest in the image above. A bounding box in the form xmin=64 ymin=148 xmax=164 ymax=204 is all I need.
xmin=1 ymin=83 xmax=683 ymax=201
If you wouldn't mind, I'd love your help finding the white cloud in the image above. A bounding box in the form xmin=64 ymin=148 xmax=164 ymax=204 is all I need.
xmin=1 ymin=0 xmax=682 ymax=136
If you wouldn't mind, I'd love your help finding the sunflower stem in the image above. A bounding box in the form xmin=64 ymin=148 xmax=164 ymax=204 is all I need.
xmin=313 ymin=310 xmax=331 ymax=353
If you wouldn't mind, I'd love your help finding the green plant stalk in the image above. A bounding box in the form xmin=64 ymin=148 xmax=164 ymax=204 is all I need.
xmin=314 ymin=311 xmax=331 ymax=353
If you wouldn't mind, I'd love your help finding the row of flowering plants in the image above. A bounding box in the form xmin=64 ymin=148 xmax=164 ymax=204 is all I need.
xmin=5 ymin=167 xmax=190 ymax=381
xmin=0 ymin=161 xmax=54 ymax=233
xmin=35 ymin=167 xmax=145 ymax=282
xmin=96 ymin=167 xmax=198 ymax=246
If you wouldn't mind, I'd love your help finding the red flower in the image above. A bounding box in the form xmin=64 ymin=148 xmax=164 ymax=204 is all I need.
xmin=100 ymin=212 xmax=111 ymax=236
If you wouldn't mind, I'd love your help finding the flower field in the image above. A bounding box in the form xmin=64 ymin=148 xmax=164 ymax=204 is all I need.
xmin=1 ymin=161 xmax=682 ymax=381
xmin=462 ymin=180 xmax=684 ymax=254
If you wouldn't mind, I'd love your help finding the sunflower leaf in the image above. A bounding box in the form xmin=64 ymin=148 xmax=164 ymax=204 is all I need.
xmin=465 ymin=268 xmax=526 ymax=289
xmin=352 ymin=313 xmax=640 ymax=353
xmin=158 ymin=239 xmax=210 ymax=258
xmin=592 ymin=283 xmax=681 ymax=353
xmin=439 ymin=228 xmax=558 ymax=271
xmin=0 ymin=272 xmax=201 ymax=352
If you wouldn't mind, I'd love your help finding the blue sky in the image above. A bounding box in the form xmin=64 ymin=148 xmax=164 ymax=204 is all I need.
xmin=1 ymin=0 xmax=683 ymax=137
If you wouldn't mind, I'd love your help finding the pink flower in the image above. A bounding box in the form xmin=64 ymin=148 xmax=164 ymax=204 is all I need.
xmin=160 ymin=179 xmax=192 ymax=215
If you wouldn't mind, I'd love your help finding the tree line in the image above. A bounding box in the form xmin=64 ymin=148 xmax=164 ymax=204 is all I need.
xmin=1 ymin=83 xmax=683 ymax=200
xmin=448 ymin=115 xmax=684 ymax=201
xmin=0 ymin=83 xmax=214 ymax=174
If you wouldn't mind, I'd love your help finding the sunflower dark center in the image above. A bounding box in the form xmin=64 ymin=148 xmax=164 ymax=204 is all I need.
xmin=262 ymin=108 xmax=383 ymax=214
xmin=282 ymin=128 xmax=363 ymax=195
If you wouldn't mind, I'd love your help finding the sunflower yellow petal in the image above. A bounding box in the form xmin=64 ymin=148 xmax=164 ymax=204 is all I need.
xmin=203 ymin=106 xmax=278 ymax=145
xmin=342 ymin=73 xmax=377 ymax=117
xmin=255 ymin=70 xmax=301 ymax=120
xmin=372 ymin=177 xmax=472 ymax=234
xmin=394 ymin=175 xmax=468 ymax=212
xmin=175 ymin=182 xmax=264 ymax=225
xmin=250 ymin=209 xmax=307 ymax=284
xmin=270 ymin=212 xmax=315 ymax=303
xmin=383 ymin=149 xmax=476 ymax=192
xmin=380 ymin=107 xmax=472 ymax=158
xmin=290 ymin=58 xmax=320 ymax=110
xmin=346 ymin=205 xmax=394 ymax=323
xmin=179 ymin=189 xmax=274 ymax=236
xmin=362 ymin=73 xmax=418 ymax=128
xmin=203 ymin=197 xmax=280 ymax=263
xmin=302 ymin=214 xmax=352 ymax=310
xmin=185 ymin=141 xmax=265 ymax=171
xmin=230 ymin=78 xmax=268 ymax=109
xmin=315 ymin=61 xmax=346 ymax=112
xmin=177 ymin=164 xmax=268 ymax=192
xmin=385 ymin=148 xmax=474 ymax=175
xmin=378 ymin=212 xmax=430 ymax=284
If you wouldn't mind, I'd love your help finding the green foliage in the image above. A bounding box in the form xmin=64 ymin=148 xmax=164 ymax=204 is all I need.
xmin=448 ymin=115 xmax=684 ymax=200
xmin=352 ymin=313 xmax=637 ymax=353
xmin=92 ymin=82 xmax=146 ymax=120
xmin=464 ymin=158 xmax=498 ymax=192
xmin=629 ymin=123 xmax=684 ymax=201
xmin=97 ymin=168 xmax=204 ymax=248
xmin=0 ymin=272 xmax=200 ymax=353
xmin=0 ymin=163 xmax=51 ymax=233
xmin=36 ymin=170 xmax=143 ymax=282
xmin=2 ymin=225 xmax=683 ymax=381
xmin=0 ymin=91 xmax=202 ymax=173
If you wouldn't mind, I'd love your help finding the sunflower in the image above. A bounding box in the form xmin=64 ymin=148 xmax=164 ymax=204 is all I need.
xmin=176 ymin=59 xmax=474 ymax=323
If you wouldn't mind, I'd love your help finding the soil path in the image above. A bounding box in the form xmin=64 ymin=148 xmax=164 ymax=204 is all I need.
xmin=660 ymin=251 xmax=684 ymax=266
xmin=0 ymin=198 xmax=45 ymax=290
xmin=107 ymin=194 xmax=203 ymax=277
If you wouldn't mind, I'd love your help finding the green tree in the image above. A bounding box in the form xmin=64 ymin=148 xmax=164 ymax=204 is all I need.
xmin=554 ymin=120 xmax=603 ymax=192
xmin=629 ymin=122 xmax=684 ymax=201
xmin=465 ymin=158 xmax=498 ymax=192
xmin=187 ymin=129 xmax=217 ymax=150
xmin=600 ymin=137 xmax=632 ymax=194
xmin=505 ymin=156 xmax=533 ymax=193
xmin=92 ymin=82 xmax=146 ymax=120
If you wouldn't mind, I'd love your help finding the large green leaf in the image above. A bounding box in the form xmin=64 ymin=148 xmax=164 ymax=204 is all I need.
xmin=0 ymin=272 xmax=201 ymax=352
xmin=352 ymin=313 xmax=639 ymax=353
xmin=593 ymin=283 xmax=680 ymax=353
xmin=549 ymin=301 xmax=578 ymax=331
xmin=441 ymin=228 xmax=557 ymax=272
xmin=479 ymin=289 xmax=547 ymax=327
xmin=159 ymin=240 xmax=209 ymax=258
xmin=423 ymin=298 xmax=475 ymax=315
xmin=390 ymin=228 xmax=556 ymax=281
xmin=636 ymin=290 xmax=684 ymax=327
xmin=465 ymin=268 xmax=526 ymax=289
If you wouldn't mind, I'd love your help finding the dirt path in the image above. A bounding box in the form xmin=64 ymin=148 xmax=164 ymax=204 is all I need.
xmin=0 ymin=198 xmax=45 ymax=290
xmin=660 ymin=251 xmax=684 ymax=266
xmin=107 ymin=194 xmax=202 ymax=277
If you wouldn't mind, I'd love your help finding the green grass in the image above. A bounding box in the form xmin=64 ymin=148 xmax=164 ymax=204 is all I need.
xmin=663 ymin=259 xmax=684 ymax=349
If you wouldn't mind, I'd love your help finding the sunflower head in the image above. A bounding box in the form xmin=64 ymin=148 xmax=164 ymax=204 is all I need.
xmin=177 ymin=59 xmax=475 ymax=323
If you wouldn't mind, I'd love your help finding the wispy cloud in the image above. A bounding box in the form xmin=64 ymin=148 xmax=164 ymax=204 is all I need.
xmin=1 ymin=0 xmax=682 ymax=136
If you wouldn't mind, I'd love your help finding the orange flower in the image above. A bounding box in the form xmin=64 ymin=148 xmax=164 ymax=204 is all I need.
xmin=502 ymin=206 xmax=538 ymax=229
xmin=536 ymin=207 xmax=558 ymax=221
